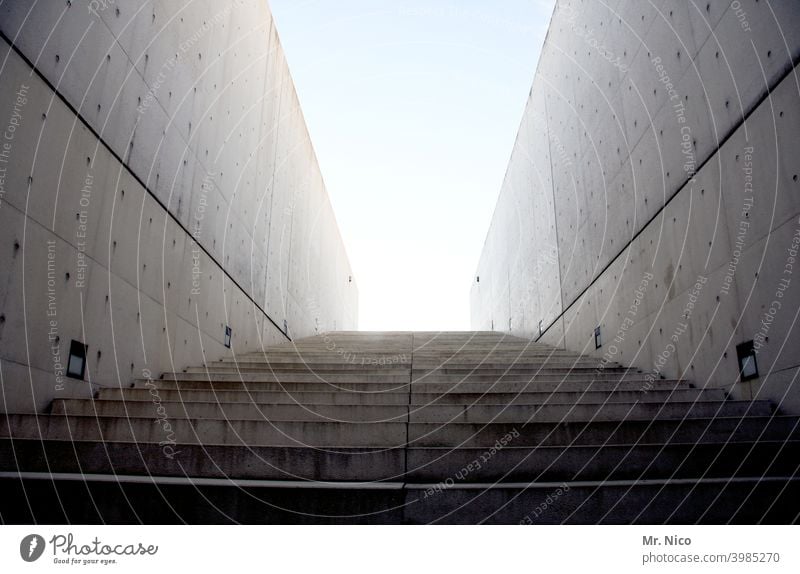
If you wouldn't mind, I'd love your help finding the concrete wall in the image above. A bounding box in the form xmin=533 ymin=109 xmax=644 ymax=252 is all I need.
xmin=472 ymin=0 xmax=800 ymax=412
xmin=0 ymin=0 xmax=357 ymax=412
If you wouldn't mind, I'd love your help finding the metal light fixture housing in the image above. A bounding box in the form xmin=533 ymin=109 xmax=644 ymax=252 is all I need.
xmin=736 ymin=341 xmax=758 ymax=381
xmin=67 ymin=340 xmax=88 ymax=380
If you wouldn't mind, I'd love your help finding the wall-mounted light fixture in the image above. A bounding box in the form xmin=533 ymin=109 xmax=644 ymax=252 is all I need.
xmin=736 ymin=341 xmax=758 ymax=381
xmin=224 ymin=326 xmax=232 ymax=349
xmin=67 ymin=340 xmax=88 ymax=379
xmin=594 ymin=326 xmax=602 ymax=349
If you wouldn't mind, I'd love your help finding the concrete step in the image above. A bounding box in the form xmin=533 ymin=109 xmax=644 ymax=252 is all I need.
xmin=167 ymin=369 xmax=648 ymax=383
xmin=0 ymin=413 xmax=411 ymax=446
xmin=195 ymin=363 xmax=625 ymax=374
xmin=231 ymin=355 xmax=600 ymax=366
xmin=412 ymin=363 xmax=619 ymax=371
xmin=138 ymin=379 xmax=690 ymax=394
xmin=410 ymin=373 xmax=673 ymax=383
xmin=2 ymin=439 xmax=796 ymax=483
xmin=55 ymin=400 xmax=411 ymax=423
xmin=194 ymin=363 xmax=411 ymax=373
xmin=406 ymin=440 xmax=800 ymax=483
xmin=3 ymin=329 xmax=793 ymax=524
xmin=414 ymin=349 xmax=583 ymax=355
xmin=229 ymin=352 xmax=414 ymax=359
xmin=100 ymin=387 xmax=412 ymax=405
xmin=1 ymin=473 xmax=797 ymax=523
xmin=411 ymin=368 xmax=648 ymax=376
xmin=417 ymin=351 xmax=590 ymax=358
xmin=157 ymin=373 xmax=412 ymax=383
xmin=51 ymin=399 xmax=773 ymax=423
xmin=0 ymin=439 xmax=405 ymax=482
xmin=236 ymin=352 xmax=598 ymax=360
xmin=3 ymin=414 xmax=797 ymax=447
xmin=408 ymin=417 xmax=800 ymax=447
xmin=220 ymin=352 xmax=604 ymax=359
xmin=97 ymin=387 xmax=727 ymax=405
xmin=152 ymin=372 xmax=688 ymax=385
xmin=210 ymin=361 xmax=411 ymax=369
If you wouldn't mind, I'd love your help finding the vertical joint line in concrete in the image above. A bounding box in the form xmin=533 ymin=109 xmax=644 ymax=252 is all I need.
xmin=403 ymin=334 xmax=414 ymax=487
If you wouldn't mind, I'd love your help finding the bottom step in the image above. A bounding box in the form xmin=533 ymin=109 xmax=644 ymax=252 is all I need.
xmin=1 ymin=473 xmax=798 ymax=524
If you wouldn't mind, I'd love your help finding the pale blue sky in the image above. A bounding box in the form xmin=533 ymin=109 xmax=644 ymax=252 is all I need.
xmin=269 ymin=0 xmax=555 ymax=330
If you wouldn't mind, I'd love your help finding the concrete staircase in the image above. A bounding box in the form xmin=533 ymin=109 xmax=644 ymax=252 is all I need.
xmin=1 ymin=332 xmax=798 ymax=523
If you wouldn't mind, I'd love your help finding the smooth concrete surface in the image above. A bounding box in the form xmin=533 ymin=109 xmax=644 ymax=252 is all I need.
xmin=3 ymin=474 xmax=798 ymax=524
xmin=0 ymin=1 xmax=357 ymax=413
xmin=1 ymin=331 xmax=798 ymax=523
xmin=471 ymin=0 xmax=800 ymax=414
xmin=0 ymin=474 xmax=800 ymax=524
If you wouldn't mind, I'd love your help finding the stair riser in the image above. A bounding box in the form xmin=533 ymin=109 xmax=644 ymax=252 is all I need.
xmin=206 ymin=360 xmax=612 ymax=371
xmin=164 ymin=372 xmax=652 ymax=382
xmin=414 ymin=369 xmax=654 ymax=376
xmin=54 ymin=401 xmax=410 ymax=423
xmin=0 ymin=415 xmax=404 ymax=446
xmin=0 ymin=440 xmax=404 ymax=482
xmin=406 ymin=442 xmax=800 ymax=482
xmin=98 ymin=388 xmax=726 ymax=405
xmin=102 ymin=388 xmax=410 ymax=404
xmin=52 ymin=400 xmax=772 ymax=423
xmin=193 ymin=365 xmax=412 ymax=373
xmin=158 ymin=374 xmax=411 ymax=383
xmin=237 ymin=354 xmax=575 ymax=358
xmin=417 ymin=374 xmax=667 ymax=382
xmin=4 ymin=415 xmax=797 ymax=447
xmin=409 ymin=419 xmax=800 ymax=448
xmin=190 ymin=365 xmax=620 ymax=375
xmin=408 ymin=480 xmax=800 ymax=524
xmin=235 ymin=354 xmax=606 ymax=361
xmin=413 ymin=363 xmax=621 ymax=369
xmin=245 ymin=347 xmax=566 ymax=354
xmin=3 ymin=439 xmax=796 ymax=483
xmin=142 ymin=381 xmax=690 ymax=393
xmin=1 ymin=477 xmax=797 ymax=524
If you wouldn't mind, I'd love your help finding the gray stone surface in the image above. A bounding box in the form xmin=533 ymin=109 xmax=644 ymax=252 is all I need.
xmin=1 ymin=331 xmax=797 ymax=523
xmin=0 ymin=0 xmax=357 ymax=413
xmin=471 ymin=0 xmax=800 ymax=414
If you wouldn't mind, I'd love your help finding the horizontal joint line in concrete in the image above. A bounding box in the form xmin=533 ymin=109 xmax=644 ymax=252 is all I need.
xmin=1 ymin=472 xmax=797 ymax=491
